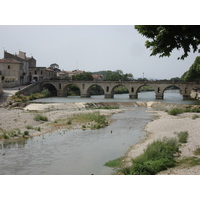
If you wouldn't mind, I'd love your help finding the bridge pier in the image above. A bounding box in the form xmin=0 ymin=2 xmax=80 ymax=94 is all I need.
xmin=182 ymin=94 xmax=192 ymax=100
xmin=80 ymin=93 xmax=91 ymax=98
xmin=155 ymin=94 xmax=163 ymax=99
xmin=129 ymin=94 xmax=138 ymax=99
xmin=104 ymin=94 xmax=114 ymax=98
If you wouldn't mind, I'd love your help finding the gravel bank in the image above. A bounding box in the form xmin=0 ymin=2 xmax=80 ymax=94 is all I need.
xmin=125 ymin=110 xmax=200 ymax=175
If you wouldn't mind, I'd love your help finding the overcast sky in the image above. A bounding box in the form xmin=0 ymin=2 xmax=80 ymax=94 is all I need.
xmin=0 ymin=25 xmax=199 ymax=80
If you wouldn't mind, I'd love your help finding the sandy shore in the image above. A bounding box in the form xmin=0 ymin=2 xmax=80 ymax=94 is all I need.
xmin=125 ymin=110 xmax=200 ymax=175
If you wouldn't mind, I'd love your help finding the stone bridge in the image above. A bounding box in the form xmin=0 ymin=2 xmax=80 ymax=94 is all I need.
xmin=19 ymin=80 xmax=200 ymax=100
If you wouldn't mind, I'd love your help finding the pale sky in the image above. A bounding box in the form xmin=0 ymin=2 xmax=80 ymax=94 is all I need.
xmin=0 ymin=25 xmax=199 ymax=80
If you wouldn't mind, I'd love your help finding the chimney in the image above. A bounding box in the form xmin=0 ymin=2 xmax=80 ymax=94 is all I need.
xmin=18 ymin=51 xmax=26 ymax=59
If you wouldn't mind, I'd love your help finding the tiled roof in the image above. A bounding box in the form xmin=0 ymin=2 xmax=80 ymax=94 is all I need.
xmin=0 ymin=58 xmax=22 ymax=64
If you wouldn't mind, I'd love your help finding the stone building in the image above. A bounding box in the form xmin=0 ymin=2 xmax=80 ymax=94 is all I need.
xmin=0 ymin=58 xmax=24 ymax=87
xmin=0 ymin=50 xmax=36 ymax=87
xmin=29 ymin=67 xmax=56 ymax=82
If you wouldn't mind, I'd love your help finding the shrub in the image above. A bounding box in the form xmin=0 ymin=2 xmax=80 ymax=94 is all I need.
xmin=67 ymin=120 xmax=72 ymax=125
xmin=168 ymin=108 xmax=184 ymax=115
xmin=176 ymin=131 xmax=188 ymax=143
xmin=122 ymin=138 xmax=179 ymax=175
xmin=26 ymin=125 xmax=33 ymax=129
xmin=34 ymin=114 xmax=48 ymax=121
xmin=35 ymin=127 xmax=41 ymax=131
xmin=194 ymin=148 xmax=200 ymax=155
xmin=23 ymin=131 xmax=29 ymax=136
xmin=192 ymin=114 xmax=199 ymax=120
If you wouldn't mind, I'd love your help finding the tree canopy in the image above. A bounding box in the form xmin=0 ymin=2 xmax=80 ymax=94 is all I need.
xmin=49 ymin=63 xmax=61 ymax=72
xmin=181 ymin=56 xmax=200 ymax=81
xmin=92 ymin=70 xmax=133 ymax=81
xmin=72 ymin=72 xmax=94 ymax=81
xmin=135 ymin=25 xmax=200 ymax=60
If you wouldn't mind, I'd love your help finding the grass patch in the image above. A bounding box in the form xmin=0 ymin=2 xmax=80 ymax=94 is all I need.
xmin=193 ymin=147 xmax=200 ymax=155
xmin=25 ymin=125 xmax=33 ymax=129
xmin=23 ymin=131 xmax=29 ymax=136
xmin=104 ymin=157 xmax=124 ymax=168
xmin=34 ymin=114 xmax=48 ymax=121
xmin=175 ymin=131 xmax=188 ymax=143
xmin=176 ymin=157 xmax=200 ymax=168
xmin=119 ymin=138 xmax=179 ymax=175
xmin=192 ymin=114 xmax=200 ymax=120
xmin=167 ymin=108 xmax=184 ymax=115
xmin=167 ymin=107 xmax=200 ymax=116
xmin=70 ymin=111 xmax=108 ymax=129
xmin=12 ymin=89 xmax=50 ymax=103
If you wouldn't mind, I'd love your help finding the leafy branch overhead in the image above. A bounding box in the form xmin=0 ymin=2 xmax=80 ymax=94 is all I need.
xmin=135 ymin=25 xmax=200 ymax=60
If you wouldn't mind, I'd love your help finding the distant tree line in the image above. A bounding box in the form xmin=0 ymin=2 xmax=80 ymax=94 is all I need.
xmin=92 ymin=70 xmax=133 ymax=81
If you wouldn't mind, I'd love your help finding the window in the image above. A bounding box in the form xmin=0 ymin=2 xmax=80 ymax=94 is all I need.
xmin=35 ymin=71 xmax=37 ymax=74
xmin=8 ymin=65 xmax=10 ymax=69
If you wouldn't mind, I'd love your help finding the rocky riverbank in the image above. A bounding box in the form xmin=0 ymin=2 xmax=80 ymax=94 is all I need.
xmin=124 ymin=109 xmax=200 ymax=175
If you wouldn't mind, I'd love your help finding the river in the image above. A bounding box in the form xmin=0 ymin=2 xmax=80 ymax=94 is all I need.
xmin=0 ymin=90 xmax=199 ymax=175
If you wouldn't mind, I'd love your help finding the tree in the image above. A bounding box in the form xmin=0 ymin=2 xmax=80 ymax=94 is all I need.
xmin=181 ymin=56 xmax=200 ymax=81
xmin=72 ymin=72 xmax=94 ymax=81
xmin=49 ymin=63 xmax=61 ymax=72
xmin=135 ymin=25 xmax=200 ymax=60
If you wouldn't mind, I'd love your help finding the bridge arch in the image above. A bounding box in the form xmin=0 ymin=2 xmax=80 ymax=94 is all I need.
xmin=63 ymin=84 xmax=81 ymax=97
xmin=162 ymin=84 xmax=182 ymax=99
xmin=86 ymin=84 xmax=105 ymax=97
xmin=109 ymin=84 xmax=129 ymax=98
xmin=42 ymin=83 xmax=57 ymax=96
xmin=134 ymin=84 xmax=157 ymax=99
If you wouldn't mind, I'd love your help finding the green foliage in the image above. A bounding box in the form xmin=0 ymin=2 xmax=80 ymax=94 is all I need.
xmin=72 ymin=72 xmax=94 ymax=81
xmin=23 ymin=131 xmax=29 ymax=136
xmin=25 ymin=125 xmax=33 ymax=129
xmin=67 ymin=120 xmax=72 ymax=125
xmin=181 ymin=56 xmax=200 ymax=81
xmin=192 ymin=114 xmax=199 ymax=119
xmin=193 ymin=147 xmax=200 ymax=155
xmin=135 ymin=25 xmax=200 ymax=60
xmin=167 ymin=108 xmax=184 ymax=115
xmin=177 ymin=157 xmax=200 ymax=168
xmin=34 ymin=114 xmax=48 ymax=121
xmin=12 ymin=89 xmax=50 ymax=102
xmin=92 ymin=70 xmax=133 ymax=81
xmin=71 ymin=112 xmax=108 ymax=129
xmin=11 ymin=94 xmax=29 ymax=102
xmin=114 ymin=86 xmax=129 ymax=94
xmin=176 ymin=131 xmax=188 ymax=143
xmin=104 ymin=157 xmax=124 ymax=168
xmin=66 ymin=85 xmax=80 ymax=96
xmin=36 ymin=127 xmax=41 ymax=131
xmin=167 ymin=106 xmax=200 ymax=115
xmin=121 ymin=138 xmax=179 ymax=175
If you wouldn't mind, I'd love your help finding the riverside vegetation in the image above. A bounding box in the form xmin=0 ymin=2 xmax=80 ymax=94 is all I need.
xmin=105 ymin=106 xmax=200 ymax=175
xmin=104 ymin=131 xmax=200 ymax=175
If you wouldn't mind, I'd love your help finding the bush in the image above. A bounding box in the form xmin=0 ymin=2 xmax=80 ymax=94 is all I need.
xmin=23 ymin=131 xmax=29 ymax=136
xmin=176 ymin=131 xmax=188 ymax=143
xmin=34 ymin=114 xmax=48 ymax=121
xmin=168 ymin=108 xmax=184 ymax=115
xmin=122 ymin=138 xmax=179 ymax=175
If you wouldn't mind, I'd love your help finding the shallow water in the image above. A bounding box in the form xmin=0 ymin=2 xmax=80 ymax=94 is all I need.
xmin=0 ymin=108 xmax=154 ymax=175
